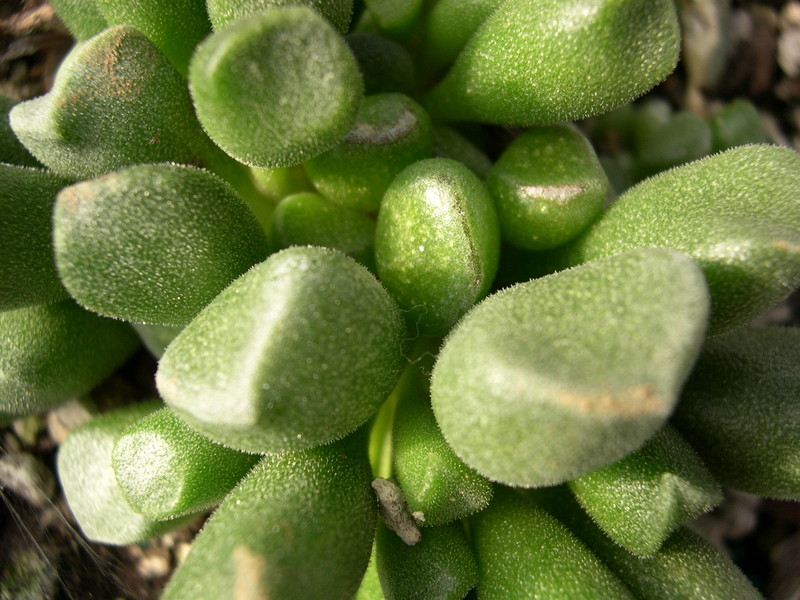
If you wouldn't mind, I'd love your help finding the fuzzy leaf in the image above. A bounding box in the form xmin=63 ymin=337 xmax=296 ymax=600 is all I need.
xmin=569 ymin=425 xmax=722 ymax=557
xmin=131 ymin=323 xmax=183 ymax=359
xmin=206 ymin=0 xmax=355 ymax=34
xmin=486 ymin=124 xmax=609 ymax=251
xmin=561 ymin=145 xmax=800 ymax=333
xmin=346 ymin=32 xmax=415 ymax=96
xmin=633 ymin=110 xmax=712 ymax=179
xmin=57 ymin=401 xmax=189 ymax=545
xmin=473 ymin=487 xmax=635 ymax=600
xmin=189 ymin=7 xmax=363 ymax=168
xmin=53 ymin=164 xmax=269 ymax=326
xmin=0 ymin=301 xmax=139 ymax=419
xmin=532 ymin=487 xmax=763 ymax=600
xmin=431 ymin=248 xmax=709 ymax=487
xmin=376 ymin=521 xmax=478 ymax=600
xmin=419 ymin=0 xmax=504 ymax=75
xmin=304 ymin=93 xmax=434 ymax=213
xmin=157 ymin=246 xmax=405 ymax=453
xmin=93 ymin=0 xmax=212 ymax=76
xmin=0 ymin=164 xmax=69 ymax=310
xmin=112 ymin=408 xmax=259 ymax=520
xmin=271 ymin=192 xmax=377 ymax=269
xmin=363 ymin=0 xmax=423 ymax=39
xmin=0 ymin=97 xmax=40 ymax=167
xmin=48 ymin=0 xmax=108 ymax=40
xmin=432 ymin=124 xmax=492 ymax=180
xmin=709 ymin=99 xmax=770 ymax=153
xmin=673 ymin=326 xmax=800 ymax=500
xmin=392 ymin=357 xmax=493 ymax=526
xmin=425 ymin=0 xmax=680 ymax=125
xmin=354 ymin=549 xmax=385 ymax=600
xmin=375 ymin=158 xmax=500 ymax=337
xmin=10 ymin=26 xmax=214 ymax=179
xmin=161 ymin=433 xmax=376 ymax=600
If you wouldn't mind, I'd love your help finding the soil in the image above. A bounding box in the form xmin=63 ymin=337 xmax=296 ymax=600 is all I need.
xmin=1 ymin=1 xmax=799 ymax=599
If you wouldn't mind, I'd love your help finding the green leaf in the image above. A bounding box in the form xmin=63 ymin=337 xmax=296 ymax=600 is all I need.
xmin=157 ymin=246 xmax=406 ymax=453
xmin=93 ymin=0 xmax=212 ymax=76
xmin=530 ymin=486 xmax=763 ymax=600
xmin=0 ymin=301 xmax=139 ymax=419
xmin=472 ymin=487 xmax=635 ymax=600
xmin=56 ymin=401 xmax=189 ymax=545
xmin=112 ymin=408 xmax=260 ymax=520
xmin=304 ymin=93 xmax=434 ymax=213
xmin=48 ymin=0 xmax=108 ymax=40
xmin=561 ymin=145 xmax=800 ymax=333
xmin=376 ymin=521 xmax=478 ymax=600
xmin=161 ymin=433 xmax=376 ymax=600
xmin=363 ymin=0 xmax=423 ymax=40
xmin=206 ymin=0 xmax=355 ymax=34
xmin=0 ymin=96 xmax=40 ymax=167
xmin=0 ymin=164 xmax=69 ymax=310
xmin=131 ymin=323 xmax=183 ymax=359
xmin=189 ymin=7 xmax=363 ymax=168
xmin=249 ymin=164 xmax=315 ymax=202
xmin=271 ymin=192 xmax=377 ymax=269
xmin=569 ymin=425 xmax=722 ymax=557
xmin=425 ymin=0 xmax=680 ymax=125
xmin=709 ymin=99 xmax=770 ymax=153
xmin=633 ymin=110 xmax=712 ymax=179
xmin=419 ymin=0 xmax=504 ymax=75
xmin=346 ymin=32 xmax=416 ymax=96
xmin=392 ymin=356 xmax=493 ymax=526
xmin=9 ymin=26 xmax=214 ymax=179
xmin=486 ymin=124 xmax=609 ymax=251
xmin=53 ymin=164 xmax=269 ymax=326
xmin=354 ymin=547 xmax=386 ymax=600
xmin=432 ymin=124 xmax=492 ymax=180
xmin=431 ymin=248 xmax=709 ymax=487
xmin=673 ymin=326 xmax=800 ymax=500
xmin=375 ymin=158 xmax=500 ymax=337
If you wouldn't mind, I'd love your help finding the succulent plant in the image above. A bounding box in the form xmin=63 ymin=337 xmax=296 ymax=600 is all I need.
xmin=2 ymin=1 xmax=799 ymax=599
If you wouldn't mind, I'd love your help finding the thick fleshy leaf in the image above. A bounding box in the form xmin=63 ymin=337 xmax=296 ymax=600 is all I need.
xmin=161 ymin=433 xmax=376 ymax=600
xmin=354 ymin=549 xmax=385 ymax=600
xmin=0 ymin=164 xmax=69 ymax=310
xmin=10 ymin=27 xmax=214 ymax=179
xmin=0 ymin=97 xmax=40 ymax=167
xmin=346 ymin=32 xmax=415 ymax=96
xmin=673 ymin=326 xmax=800 ymax=500
xmin=432 ymin=124 xmax=492 ymax=179
xmin=376 ymin=521 xmax=478 ymax=600
xmin=633 ymin=109 xmax=712 ymax=179
xmin=304 ymin=93 xmax=434 ymax=213
xmin=53 ymin=164 xmax=269 ymax=325
xmin=431 ymin=248 xmax=709 ymax=487
xmin=48 ymin=0 xmax=108 ymax=40
xmin=57 ymin=401 xmax=188 ymax=545
xmin=157 ymin=246 xmax=405 ymax=453
xmin=532 ymin=487 xmax=763 ymax=600
xmin=375 ymin=158 xmax=500 ymax=337
xmin=131 ymin=323 xmax=183 ymax=359
xmin=271 ymin=192 xmax=376 ymax=269
xmin=709 ymin=99 xmax=770 ymax=153
xmin=0 ymin=301 xmax=139 ymax=419
xmin=206 ymin=0 xmax=355 ymax=34
xmin=362 ymin=0 xmax=423 ymax=39
xmin=425 ymin=0 xmax=680 ymax=125
xmin=569 ymin=425 xmax=722 ymax=557
xmin=189 ymin=7 xmax=363 ymax=168
xmin=486 ymin=124 xmax=609 ymax=251
xmin=93 ymin=0 xmax=212 ymax=76
xmin=473 ymin=487 xmax=635 ymax=600
xmin=561 ymin=145 xmax=800 ymax=333
xmin=113 ymin=408 xmax=260 ymax=520
xmin=419 ymin=0 xmax=504 ymax=75
xmin=392 ymin=356 xmax=492 ymax=526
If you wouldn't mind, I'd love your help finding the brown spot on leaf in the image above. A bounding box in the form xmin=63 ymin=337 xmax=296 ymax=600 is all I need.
xmin=518 ymin=184 xmax=585 ymax=206
xmin=773 ymin=239 xmax=800 ymax=254
xmin=556 ymin=384 xmax=665 ymax=417
xmin=232 ymin=545 xmax=267 ymax=600
xmin=58 ymin=186 xmax=83 ymax=214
